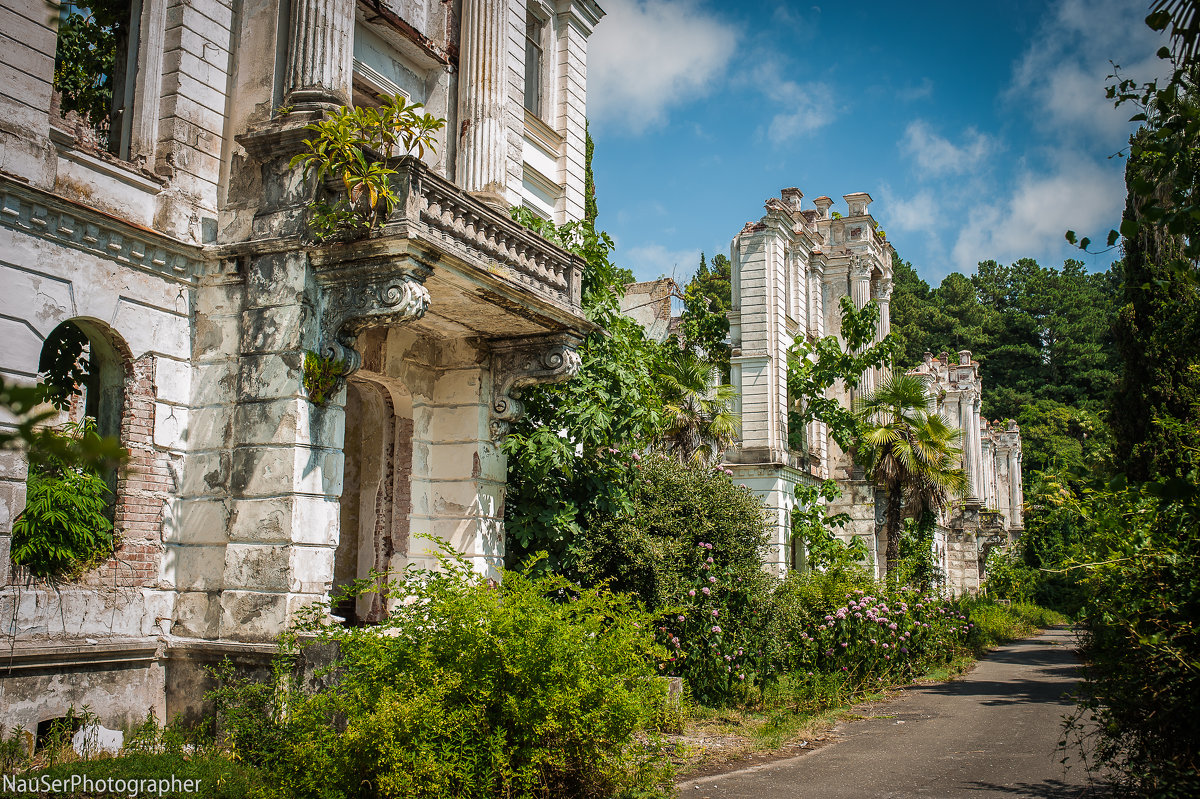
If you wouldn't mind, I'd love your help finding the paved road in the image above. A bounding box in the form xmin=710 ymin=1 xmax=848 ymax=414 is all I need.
xmin=679 ymin=627 xmax=1102 ymax=798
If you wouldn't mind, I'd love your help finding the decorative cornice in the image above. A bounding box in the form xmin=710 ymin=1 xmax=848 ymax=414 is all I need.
xmin=0 ymin=176 xmax=205 ymax=284
xmin=490 ymin=334 xmax=583 ymax=438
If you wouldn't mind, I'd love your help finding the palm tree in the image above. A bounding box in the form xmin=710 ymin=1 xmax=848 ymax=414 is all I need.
xmin=655 ymin=348 xmax=739 ymax=464
xmin=855 ymin=373 xmax=967 ymax=575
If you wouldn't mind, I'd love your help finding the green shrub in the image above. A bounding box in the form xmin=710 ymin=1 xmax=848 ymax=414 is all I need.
xmin=10 ymin=419 xmax=115 ymax=581
xmin=572 ymin=455 xmax=770 ymax=613
xmin=214 ymin=553 xmax=672 ymax=799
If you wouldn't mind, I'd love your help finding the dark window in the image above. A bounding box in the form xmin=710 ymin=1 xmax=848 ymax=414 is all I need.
xmin=524 ymin=9 xmax=544 ymax=117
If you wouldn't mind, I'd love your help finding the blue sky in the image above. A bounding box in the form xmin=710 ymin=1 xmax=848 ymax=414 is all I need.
xmin=585 ymin=0 xmax=1169 ymax=286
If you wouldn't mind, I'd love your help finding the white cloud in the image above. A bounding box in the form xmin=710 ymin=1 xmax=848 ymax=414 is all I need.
xmin=896 ymin=77 xmax=934 ymax=102
xmin=749 ymin=61 xmax=835 ymax=144
xmin=1009 ymin=0 xmax=1167 ymax=144
xmin=877 ymin=187 xmax=940 ymax=234
xmin=902 ymin=121 xmax=993 ymax=176
xmin=588 ymin=0 xmax=738 ymax=134
xmin=950 ymin=155 xmax=1125 ymax=271
xmin=625 ymin=243 xmax=703 ymax=282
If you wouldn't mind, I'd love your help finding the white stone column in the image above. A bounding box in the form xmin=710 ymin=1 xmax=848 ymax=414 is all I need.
xmin=959 ymin=394 xmax=979 ymax=502
xmin=970 ymin=397 xmax=984 ymax=502
xmin=851 ymin=257 xmax=874 ymax=396
xmin=456 ymin=0 xmax=509 ymax=205
xmin=872 ymin=276 xmax=892 ymax=387
xmin=809 ymin=260 xmax=825 ymax=338
xmin=285 ymin=0 xmax=354 ymax=108
xmin=1011 ymin=450 xmax=1024 ymax=528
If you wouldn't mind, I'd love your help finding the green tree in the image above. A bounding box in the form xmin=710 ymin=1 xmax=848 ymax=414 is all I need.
xmin=654 ymin=347 xmax=738 ymax=464
xmin=503 ymin=213 xmax=662 ymax=572
xmin=679 ymin=253 xmax=733 ymax=375
xmin=1110 ymin=124 xmax=1200 ymax=482
xmin=855 ymin=374 xmax=966 ymax=574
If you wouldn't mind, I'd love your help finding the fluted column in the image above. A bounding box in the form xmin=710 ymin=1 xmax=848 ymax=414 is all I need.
xmin=285 ymin=0 xmax=354 ymax=108
xmin=872 ymin=276 xmax=893 ymax=386
xmin=851 ymin=257 xmax=874 ymax=395
xmin=959 ymin=394 xmax=979 ymax=502
xmin=456 ymin=0 xmax=509 ymax=206
xmin=969 ymin=397 xmax=984 ymax=502
xmin=1011 ymin=450 xmax=1024 ymax=528
xmin=850 ymin=256 xmax=872 ymax=310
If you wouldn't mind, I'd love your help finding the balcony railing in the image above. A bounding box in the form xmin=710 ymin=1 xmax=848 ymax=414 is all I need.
xmin=387 ymin=156 xmax=583 ymax=312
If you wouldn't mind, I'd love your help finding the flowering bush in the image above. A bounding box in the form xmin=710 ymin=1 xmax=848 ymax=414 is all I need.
xmin=654 ymin=541 xmax=774 ymax=705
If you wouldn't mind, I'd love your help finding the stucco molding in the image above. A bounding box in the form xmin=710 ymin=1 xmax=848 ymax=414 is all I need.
xmin=318 ymin=272 xmax=431 ymax=376
xmin=489 ymin=334 xmax=583 ymax=438
xmin=0 ymin=176 xmax=205 ymax=283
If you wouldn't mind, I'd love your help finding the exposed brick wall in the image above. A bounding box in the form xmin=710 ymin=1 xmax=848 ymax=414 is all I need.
xmin=89 ymin=354 xmax=168 ymax=588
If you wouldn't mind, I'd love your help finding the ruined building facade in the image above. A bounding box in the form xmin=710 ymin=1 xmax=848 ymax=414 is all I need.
xmin=723 ymin=189 xmax=1023 ymax=590
xmin=0 ymin=0 xmax=603 ymax=734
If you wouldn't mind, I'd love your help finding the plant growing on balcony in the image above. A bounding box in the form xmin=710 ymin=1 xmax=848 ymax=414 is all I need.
xmin=290 ymin=96 xmax=446 ymax=241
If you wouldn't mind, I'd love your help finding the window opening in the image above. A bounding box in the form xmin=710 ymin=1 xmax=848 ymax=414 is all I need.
xmin=523 ymin=9 xmax=544 ymax=117
xmin=53 ymin=0 xmax=140 ymax=157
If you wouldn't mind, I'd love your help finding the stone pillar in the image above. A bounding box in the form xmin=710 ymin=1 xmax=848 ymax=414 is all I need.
xmin=456 ymin=0 xmax=509 ymax=206
xmin=285 ymin=0 xmax=355 ymax=108
xmin=872 ymin=276 xmax=892 ymax=388
xmin=959 ymin=394 xmax=979 ymax=503
xmin=851 ymin=257 xmax=874 ymax=396
xmin=808 ymin=260 xmax=825 ymax=338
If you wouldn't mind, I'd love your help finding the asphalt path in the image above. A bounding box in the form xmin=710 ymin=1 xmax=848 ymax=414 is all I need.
xmin=678 ymin=627 xmax=1103 ymax=798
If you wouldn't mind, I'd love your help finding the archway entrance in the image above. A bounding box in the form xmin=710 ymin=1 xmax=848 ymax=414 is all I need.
xmin=333 ymin=377 xmax=413 ymax=624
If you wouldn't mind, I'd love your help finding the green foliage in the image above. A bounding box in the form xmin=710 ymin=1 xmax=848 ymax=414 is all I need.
xmin=1064 ymin=475 xmax=1200 ymax=796
xmin=584 ymin=120 xmax=598 ymax=229
xmin=503 ymin=211 xmax=664 ymax=571
xmin=302 ymin=350 xmax=343 ymax=406
xmin=786 ymin=296 xmax=897 ymax=452
xmin=768 ymin=577 xmax=973 ymax=687
xmin=679 ymin=253 xmax=733 ymax=376
xmin=855 ymin=374 xmax=966 ymax=573
xmin=789 ymin=480 xmax=865 ymax=576
xmin=572 ymin=455 xmax=769 ymax=612
xmin=886 ymin=252 xmax=1120 ymax=426
xmin=211 ymin=553 xmax=673 ymax=799
xmin=0 ymin=378 xmax=125 ymax=474
xmin=38 ymin=321 xmax=91 ymax=410
xmin=11 ymin=418 xmax=116 ymax=581
xmin=654 ymin=347 xmax=738 ymax=464
xmin=961 ymin=599 xmax=1066 ymax=654
xmin=289 ymin=97 xmax=445 ymax=240
xmin=53 ymin=0 xmax=127 ymax=143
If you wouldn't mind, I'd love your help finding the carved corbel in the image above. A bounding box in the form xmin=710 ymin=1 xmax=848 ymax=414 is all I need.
xmin=490 ymin=335 xmax=583 ymax=439
xmin=318 ymin=273 xmax=431 ymax=382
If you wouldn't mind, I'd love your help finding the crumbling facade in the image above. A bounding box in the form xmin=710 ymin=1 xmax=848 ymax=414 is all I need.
xmin=722 ymin=189 xmax=1023 ymax=590
xmin=724 ymin=189 xmax=894 ymax=575
xmin=0 ymin=0 xmax=603 ymax=737
xmin=908 ymin=351 xmax=1025 ymax=592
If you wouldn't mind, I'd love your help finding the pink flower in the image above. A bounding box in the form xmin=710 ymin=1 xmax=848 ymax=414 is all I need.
xmin=711 ymin=609 xmax=720 ymax=617
xmin=870 ymin=638 xmax=877 ymax=644
xmin=706 ymin=557 xmax=714 ymax=564
xmin=712 ymin=625 xmax=721 ymax=633
xmin=678 ymin=615 xmax=685 ymax=622
xmin=738 ymin=674 xmax=745 ymax=681
xmin=688 ymin=589 xmax=696 ymax=597
xmin=708 ymin=576 xmax=717 ymax=583
xmin=701 ymin=587 xmax=711 ymax=595
xmin=632 ymin=451 xmax=641 ymax=461
xmin=882 ymin=643 xmax=889 ymax=649
xmin=840 ymin=642 xmax=848 ymax=648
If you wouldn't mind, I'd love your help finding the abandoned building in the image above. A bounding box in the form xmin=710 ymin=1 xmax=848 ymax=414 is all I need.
xmin=721 ymin=189 xmax=1023 ymax=590
xmin=0 ymin=0 xmax=605 ymax=735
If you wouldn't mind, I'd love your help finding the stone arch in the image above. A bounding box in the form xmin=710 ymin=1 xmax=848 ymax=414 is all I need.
xmin=36 ymin=318 xmax=134 ymax=514
xmin=333 ymin=372 xmax=415 ymax=624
